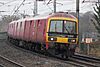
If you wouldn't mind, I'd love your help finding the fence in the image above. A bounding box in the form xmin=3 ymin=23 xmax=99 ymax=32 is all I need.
xmin=80 ymin=42 xmax=100 ymax=57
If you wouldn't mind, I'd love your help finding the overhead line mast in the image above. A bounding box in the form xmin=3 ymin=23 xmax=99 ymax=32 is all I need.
xmin=33 ymin=0 xmax=44 ymax=16
xmin=34 ymin=0 xmax=38 ymax=16
xmin=53 ymin=0 xmax=56 ymax=13
xmin=76 ymin=0 xmax=80 ymax=43
xmin=33 ymin=0 xmax=56 ymax=16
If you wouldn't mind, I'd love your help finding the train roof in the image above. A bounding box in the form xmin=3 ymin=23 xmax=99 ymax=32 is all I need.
xmin=10 ymin=12 xmax=77 ymax=23
xmin=25 ymin=12 xmax=76 ymax=20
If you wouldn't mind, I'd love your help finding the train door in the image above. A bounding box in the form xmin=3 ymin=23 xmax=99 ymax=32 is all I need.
xmin=20 ymin=21 xmax=25 ymax=40
xmin=19 ymin=22 xmax=22 ymax=40
xmin=11 ymin=24 xmax=13 ymax=37
xmin=23 ymin=21 xmax=31 ymax=41
xmin=29 ymin=20 xmax=33 ymax=41
xmin=37 ymin=19 xmax=46 ymax=43
xmin=30 ymin=20 xmax=37 ymax=42
xmin=15 ymin=22 xmax=18 ymax=38
xmin=12 ymin=23 xmax=15 ymax=38
xmin=13 ymin=22 xmax=15 ymax=38
xmin=17 ymin=22 xmax=20 ymax=39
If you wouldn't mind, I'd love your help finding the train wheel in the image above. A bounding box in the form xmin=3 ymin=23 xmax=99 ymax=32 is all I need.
xmin=30 ymin=43 xmax=36 ymax=51
xmin=36 ymin=43 xmax=42 ymax=51
xmin=55 ymin=45 xmax=60 ymax=55
xmin=23 ymin=42 xmax=29 ymax=49
xmin=14 ymin=40 xmax=19 ymax=46
xmin=8 ymin=37 xmax=12 ymax=42
xmin=61 ymin=49 xmax=69 ymax=59
xmin=61 ymin=52 xmax=68 ymax=59
xmin=70 ymin=49 xmax=75 ymax=57
xmin=7 ymin=36 xmax=10 ymax=41
xmin=19 ymin=41 xmax=25 ymax=47
xmin=8 ymin=37 xmax=11 ymax=42
xmin=27 ymin=43 xmax=33 ymax=50
xmin=47 ymin=47 xmax=57 ymax=56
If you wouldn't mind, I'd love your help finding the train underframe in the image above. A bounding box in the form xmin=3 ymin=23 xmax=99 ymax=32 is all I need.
xmin=47 ymin=42 xmax=76 ymax=58
xmin=8 ymin=37 xmax=77 ymax=58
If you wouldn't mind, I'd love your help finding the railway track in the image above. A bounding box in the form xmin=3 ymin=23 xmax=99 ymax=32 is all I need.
xmin=0 ymin=64 xmax=4 ymax=67
xmin=0 ymin=55 xmax=25 ymax=67
xmin=49 ymin=53 xmax=100 ymax=67
xmin=69 ymin=57 xmax=100 ymax=67
xmin=0 ymin=32 xmax=98 ymax=67
xmin=1 ymin=32 xmax=100 ymax=67
xmin=7 ymin=40 xmax=100 ymax=67
xmin=6 ymin=41 xmax=84 ymax=67
xmin=75 ymin=53 xmax=100 ymax=62
xmin=70 ymin=54 xmax=100 ymax=67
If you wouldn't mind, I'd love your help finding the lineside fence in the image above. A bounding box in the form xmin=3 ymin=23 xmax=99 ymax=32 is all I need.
xmin=80 ymin=41 xmax=100 ymax=57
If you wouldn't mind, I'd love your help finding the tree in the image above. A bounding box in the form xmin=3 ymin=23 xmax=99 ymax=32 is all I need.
xmin=0 ymin=15 xmax=20 ymax=32
xmin=1 ymin=15 xmax=20 ymax=23
xmin=92 ymin=3 xmax=100 ymax=34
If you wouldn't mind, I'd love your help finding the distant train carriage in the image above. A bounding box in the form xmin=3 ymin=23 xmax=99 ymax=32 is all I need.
xmin=7 ymin=12 xmax=78 ymax=58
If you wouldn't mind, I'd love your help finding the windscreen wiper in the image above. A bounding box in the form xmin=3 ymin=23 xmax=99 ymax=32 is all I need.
xmin=64 ymin=26 xmax=70 ymax=33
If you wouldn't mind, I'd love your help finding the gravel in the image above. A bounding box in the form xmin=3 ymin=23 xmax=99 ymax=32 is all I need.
xmin=0 ymin=40 xmax=76 ymax=67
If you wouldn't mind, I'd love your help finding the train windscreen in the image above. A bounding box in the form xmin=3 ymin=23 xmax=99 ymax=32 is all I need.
xmin=49 ymin=20 xmax=76 ymax=34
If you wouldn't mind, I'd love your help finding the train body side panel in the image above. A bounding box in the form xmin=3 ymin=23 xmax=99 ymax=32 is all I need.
xmin=12 ymin=23 xmax=15 ymax=39
xmin=11 ymin=23 xmax=13 ymax=38
xmin=8 ymin=23 xmax=14 ymax=38
xmin=36 ymin=19 xmax=46 ymax=43
xmin=16 ymin=22 xmax=20 ymax=39
xmin=29 ymin=20 xmax=36 ymax=42
xmin=23 ymin=21 xmax=30 ymax=41
xmin=13 ymin=22 xmax=16 ymax=38
xmin=18 ymin=22 xmax=22 ymax=39
xmin=14 ymin=22 xmax=17 ymax=39
xmin=33 ymin=20 xmax=38 ymax=42
xmin=8 ymin=24 xmax=11 ymax=37
xmin=19 ymin=21 xmax=25 ymax=40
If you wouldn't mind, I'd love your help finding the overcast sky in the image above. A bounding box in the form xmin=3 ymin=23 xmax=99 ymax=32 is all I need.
xmin=0 ymin=0 xmax=97 ymax=15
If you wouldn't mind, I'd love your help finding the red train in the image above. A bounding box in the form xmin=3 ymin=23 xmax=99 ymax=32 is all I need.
xmin=7 ymin=12 xmax=78 ymax=58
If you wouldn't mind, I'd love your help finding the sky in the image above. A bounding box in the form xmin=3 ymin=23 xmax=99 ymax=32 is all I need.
xmin=0 ymin=0 xmax=98 ymax=16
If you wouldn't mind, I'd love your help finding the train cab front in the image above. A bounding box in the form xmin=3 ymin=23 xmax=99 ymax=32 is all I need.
xmin=46 ymin=17 xmax=78 ymax=57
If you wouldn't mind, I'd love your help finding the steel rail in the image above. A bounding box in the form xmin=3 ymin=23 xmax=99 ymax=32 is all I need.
xmin=0 ymin=64 xmax=4 ymax=67
xmin=75 ymin=53 xmax=100 ymax=62
xmin=6 ymin=41 xmax=85 ymax=67
xmin=0 ymin=55 xmax=25 ymax=67
xmin=69 ymin=57 xmax=100 ymax=67
xmin=6 ymin=40 xmax=100 ymax=67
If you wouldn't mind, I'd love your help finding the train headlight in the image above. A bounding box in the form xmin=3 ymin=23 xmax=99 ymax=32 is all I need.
xmin=48 ymin=37 xmax=57 ymax=41
xmin=68 ymin=39 xmax=76 ymax=43
xmin=72 ymin=39 xmax=76 ymax=42
xmin=51 ymin=38 xmax=54 ymax=40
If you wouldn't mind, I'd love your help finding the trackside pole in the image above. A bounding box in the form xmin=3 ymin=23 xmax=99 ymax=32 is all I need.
xmin=87 ymin=44 xmax=89 ymax=55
